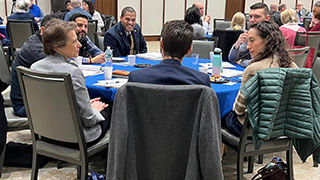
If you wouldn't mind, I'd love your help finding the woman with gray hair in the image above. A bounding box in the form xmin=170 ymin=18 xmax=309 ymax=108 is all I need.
xmin=279 ymin=9 xmax=306 ymax=48
xmin=7 ymin=0 xmax=39 ymax=32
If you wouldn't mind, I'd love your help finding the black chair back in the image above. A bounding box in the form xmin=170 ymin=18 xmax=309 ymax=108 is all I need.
xmin=213 ymin=29 xmax=242 ymax=61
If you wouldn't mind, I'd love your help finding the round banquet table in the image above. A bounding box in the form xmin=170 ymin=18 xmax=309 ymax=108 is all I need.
xmin=85 ymin=57 xmax=244 ymax=119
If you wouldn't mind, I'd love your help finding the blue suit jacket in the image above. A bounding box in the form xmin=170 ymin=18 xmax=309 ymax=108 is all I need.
xmin=104 ymin=22 xmax=147 ymax=57
xmin=128 ymin=59 xmax=211 ymax=87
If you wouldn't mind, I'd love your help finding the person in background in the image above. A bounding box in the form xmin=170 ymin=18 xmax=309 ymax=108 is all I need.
xmin=69 ymin=13 xmax=105 ymax=64
xmin=308 ymin=1 xmax=320 ymax=18
xmin=10 ymin=15 xmax=58 ymax=117
xmin=29 ymin=0 xmax=44 ymax=22
xmin=294 ymin=1 xmax=310 ymax=24
xmin=228 ymin=2 xmax=270 ymax=67
xmin=82 ymin=0 xmax=103 ymax=32
xmin=308 ymin=7 xmax=320 ymax=31
xmin=280 ymin=9 xmax=306 ymax=48
xmin=269 ymin=2 xmax=278 ymax=16
xmin=104 ymin=6 xmax=147 ymax=57
xmin=226 ymin=12 xmax=246 ymax=31
xmin=272 ymin=3 xmax=287 ymax=26
xmin=7 ymin=0 xmax=39 ymax=32
xmin=193 ymin=1 xmax=211 ymax=33
xmin=31 ymin=19 xmax=111 ymax=147
xmin=184 ymin=6 xmax=206 ymax=37
xmin=226 ymin=21 xmax=298 ymax=136
xmin=63 ymin=0 xmax=73 ymax=20
xmin=64 ymin=0 xmax=92 ymax=21
xmin=128 ymin=20 xmax=210 ymax=87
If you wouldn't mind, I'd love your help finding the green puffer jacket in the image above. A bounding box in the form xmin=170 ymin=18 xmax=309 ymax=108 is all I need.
xmin=241 ymin=68 xmax=320 ymax=163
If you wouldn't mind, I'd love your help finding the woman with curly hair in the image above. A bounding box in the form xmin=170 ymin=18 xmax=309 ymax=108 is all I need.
xmin=82 ymin=0 xmax=104 ymax=32
xmin=226 ymin=21 xmax=298 ymax=136
xmin=184 ymin=5 xmax=206 ymax=37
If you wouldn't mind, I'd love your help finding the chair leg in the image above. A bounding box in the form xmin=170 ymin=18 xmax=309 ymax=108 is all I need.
xmin=81 ymin=163 xmax=88 ymax=180
xmin=77 ymin=165 xmax=81 ymax=179
xmin=257 ymin=154 xmax=263 ymax=164
xmin=237 ymin=153 xmax=244 ymax=180
xmin=247 ymin=156 xmax=254 ymax=173
xmin=286 ymin=145 xmax=294 ymax=180
xmin=0 ymin=145 xmax=6 ymax=178
xmin=57 ymin=160 xmax=64 ymax=169
xmin=31 ymin=153 xmax=40 ymax=180
xmin=314 ymin=160 xmax=318 ymax=167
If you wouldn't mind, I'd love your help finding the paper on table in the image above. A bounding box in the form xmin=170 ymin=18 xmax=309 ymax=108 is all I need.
xmin=136 ymin=52 xmax=162 ymax=61
xmin=199 ymin=62 xmax=236 ymax=68
xmin=79 ymin=65 xmax=102 ymax=77
xmin=94 ymin=78 xmax=128 ymax=88
xmin=206 ymin=68 xmax=243 ymax=77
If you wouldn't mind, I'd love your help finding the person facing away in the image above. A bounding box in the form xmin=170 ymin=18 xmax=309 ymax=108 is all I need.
xmin=7 ymin=0 xmax=39 ymax=32
xmin=31 ymin=19 xmax=110 ymax=146
xmin=69 ymin=13 xmax=105 ymax=64
xmin=10 ymin=15 xmax=58 ymax=117
xmin=104 ymin=6 xmax=147 ymax=57
xmin=193 ymin=1 xmax=211 ymax=33
xmin=228 ymin=2 xmax=270 ymax=67
xmin=226 ymin=21 xmax=298 ymax=136
xmin=64 ymin=0 xmax=92 ymax=21
xmin=272 ymin=3 xmax=287 ymax=27
xmin=184 ymin=6 xmax=206 ymax=37
xmin=226 ymin=12 xmax=246 ymax=31
xmin=128 ymin=20 xmax=211 ymax=87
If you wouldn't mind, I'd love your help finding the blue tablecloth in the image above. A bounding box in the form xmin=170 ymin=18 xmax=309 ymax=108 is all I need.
xmin=85 ymin=57 xmax=244 ymax=119
xmin=0 ymin=25 xmax=9 ymax=39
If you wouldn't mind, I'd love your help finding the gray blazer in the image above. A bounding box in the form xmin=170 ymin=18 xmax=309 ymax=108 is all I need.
xmin=31 ymin=53 xmax=105 ymax=142
xmin=192 ymin=23 xmax=206 ymax=37
xmin=107 ymin=83 xmax=223 ymax=180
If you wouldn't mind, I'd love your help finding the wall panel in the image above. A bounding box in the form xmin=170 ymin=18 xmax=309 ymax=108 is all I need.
xmin=245 ymin=0 xmax=259 ymax=13
xmin=281 ymin=0 xmax=295 ymax=10
xmin=37 ymin=0 xmax=51 ymax=15
xmin=164 ymin=0 xmax=184 ymax=22
xmin=0 ymin=0 xmax=5 ymax=17
xmin=141 ymin=0 xmax=163 ymax=35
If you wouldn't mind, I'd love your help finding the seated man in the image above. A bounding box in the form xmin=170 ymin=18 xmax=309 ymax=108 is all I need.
xmin=10 ymin=15 xmax=57 ymax=117
xmin=64 ymin=0 xmax=92 ymax=21
xmin=128 ymin=20 xmax=210 ymax=87
xmin=70 ymin=13 xmax=105 ymax=64
xmin=29 ymin=0 xmax=44 ymax=22
xmin=104 ymin=6 xmax=147 ymax=57
xmin=228 ymin=2 xmax=270 ymax=67
xmin=194 ymin=2 xmax=211 ymax=33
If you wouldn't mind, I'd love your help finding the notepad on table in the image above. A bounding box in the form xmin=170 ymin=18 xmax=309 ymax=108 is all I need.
xmin=199 ymin=62 xmax=236 ymax=68
xmin=94 ymin=78 xmax=128 ymax=88
xmin=79 ymin=64 xmax=102 ymax=77
xmin=136 ymin=52 xmax=162 ymax=61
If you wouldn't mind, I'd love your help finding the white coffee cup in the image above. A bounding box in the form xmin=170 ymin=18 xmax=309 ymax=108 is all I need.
xmin=103 ymin=67 xmax=113 ymax=80
xmin=127 ymin=55 xmax=136 ymax=66
xmin=74 ymin=56 xmax=83 ymax=65
xmin=199 ymin=66 xmax=208 ymax=74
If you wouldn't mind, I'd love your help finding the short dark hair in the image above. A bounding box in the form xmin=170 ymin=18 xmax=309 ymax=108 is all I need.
xmin=69 ymin=13 xmax=88 ymax=22
xmin=250 ymin=2 xmax=269 ymax=17
xmin=65 ymin=0 xmax=70 ymax=5
xmin=315 ymin=1 xmax=320 ymax=7
xmin=121 ymin=6 xmax=136 ymax=17
xmin=42 ymin=19 xmax=77 ymax=55
xmin=161 ymin=20 xmax=194 ymax=60
xmin=40 ymin=14 xmax=59 ymax=27
xmin=184 ymin=6 xmax=201 ymax=25
xmin=83 ymin=0 xmax=95 ymax=16
xmin=278 ymin=3 xmax=286 ymax=11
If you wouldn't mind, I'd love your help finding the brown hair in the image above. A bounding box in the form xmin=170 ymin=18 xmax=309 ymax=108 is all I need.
xmin=42 ymin=19 xmax=77 ymax=55
xmin=250 ymin=21 xmax=293 ymax=68
xmin=313 ymin=7 xmax=320 ymax=20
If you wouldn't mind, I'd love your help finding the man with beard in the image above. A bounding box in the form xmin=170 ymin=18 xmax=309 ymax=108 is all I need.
xmin=70 ymin=13 xmax=105 ymax=64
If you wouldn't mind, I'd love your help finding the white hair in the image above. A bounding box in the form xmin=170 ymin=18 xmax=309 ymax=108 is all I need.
xmin=71 ymin=0 xmax=82 ymax=8
xmin=16 ymin=0 xmax=31 ymax=11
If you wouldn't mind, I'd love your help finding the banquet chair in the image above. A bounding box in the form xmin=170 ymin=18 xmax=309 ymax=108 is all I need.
xmin=7 ymin=20 xmax=35 ymax=63
xmin=16 ymin=66 xmax=110 ymax=180
xmin=313 ymin=57 xmax=320 ymax=83
xmin=88 ymin=20 xmax=98 ymax=44
xmin=94 ymin=32 xmax=105 ymax=51
xmin=100 ymin=14 xmax=116 ymax=33
xmin=303 ymin=17 xmax=312 ymax=30
xmin=289 ymin=46 xmax=310 ymax=68
xmin=213 ymin=29 xmax=242 ymax=61
xmin=214 ymin=18 xmax=231 ymax=30
xmin=294 ymin=31 xmax=320 ymax=67
xmin=186 ymin=37 xmax=218 ymax=59
xmin=107 ymin=83 xmax=223 ymax=179
xmin=0 ymin=42 xmax=11 ymax=107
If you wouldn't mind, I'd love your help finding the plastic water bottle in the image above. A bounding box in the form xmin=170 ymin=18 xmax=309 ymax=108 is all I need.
xmin=105 ymin=46 xmax=113 ymax=67
xmin=212 ymin=48 xmax=223 ymax=75
xmin=104 ymin=46 xmax=113 ymax=80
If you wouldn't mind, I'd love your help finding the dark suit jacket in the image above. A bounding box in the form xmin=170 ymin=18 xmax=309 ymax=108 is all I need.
xmin=0 ymin=79 xmax=8 ymax=155
xmin=7 ymin=12 xmax=39 ymax=32
xmin=104 ymin=22 xmax=147 ymax=57
xmin=128 ymin=59 xmax=211 ymax=87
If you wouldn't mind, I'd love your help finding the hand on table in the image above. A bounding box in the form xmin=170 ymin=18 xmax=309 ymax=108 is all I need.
xmin=234 ymin=31 xmax=248 ymax=49
xmin=91 ymin=53 xmax=106 ymax=64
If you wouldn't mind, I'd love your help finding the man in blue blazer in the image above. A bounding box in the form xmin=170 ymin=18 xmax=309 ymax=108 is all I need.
xmin=104 ymin=6 xmax=147 ymax=57
xmin=128 ymin=20 xmax=210 ymax=87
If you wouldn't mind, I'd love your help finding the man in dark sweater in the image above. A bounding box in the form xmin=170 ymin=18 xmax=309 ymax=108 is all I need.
xmin=10 ymin=15 xmax=58 ymax=117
